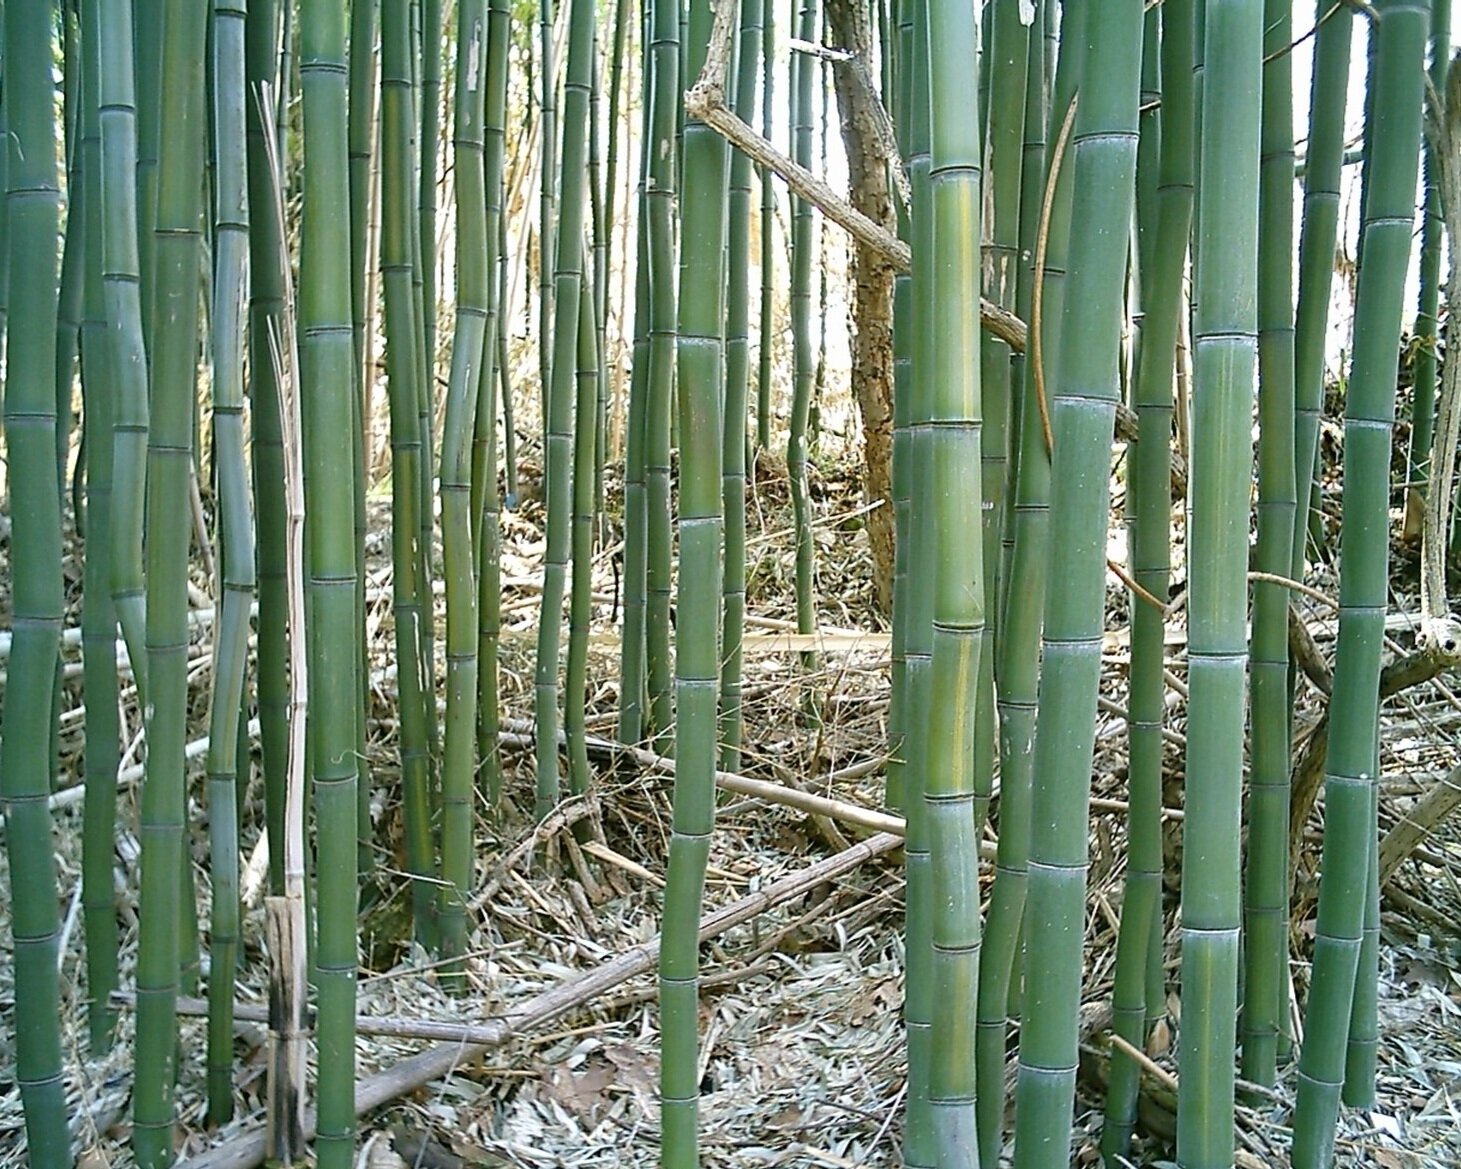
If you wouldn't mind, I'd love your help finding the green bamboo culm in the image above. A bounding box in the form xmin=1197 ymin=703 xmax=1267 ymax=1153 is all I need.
xmin=535 ymin=0 xmax=596 ymax=818
xmin=1292 ymin=5 xmax=1428 ymax=1164
xmin=80 ymin=0 xmax=123 ymax=1058
xmin=1101 ymin=0 xmax=1194 ymax=1155
xmin=299 ymin=0 xmax=365 ymax=1159
xmin=567 ymin=270 xmax=601 ymax=798
xmin=565 ymin=7 xmax=603 ymax=803
xmin=1240 ymin=0 xmax=1296 ymax=1092
xmin=1011 ymin=6 xmax=1143 ymax=1166
xmin=756 ymin=0 xmax=775 ymax=454
xmin=246 ymin=0 xmax=289 ymax=897
xmin=539 ymin=0 xmax=558 ymax=442
xmin=922 ymin=1 xmax=985 ymax=1160
xmin=660 ymin=1 xmax=733 ymax=1162
xmin=439 ymin=0 xmax=487 ymax=978
xmin=883 ymin=0 xmax=915 ymax=818
xmin=474 ymin=0 xmax=511 ymax=807
xmin=133 ymin=1 xmax=210 ymax=1163
xmin=55 ymin=6 xmax=86 ymax=503
xmin=1406 ymin=0 xmax=1451 ymax=534
xmin=720 ymin=0 xmax=760 ymax=773
xmin=788 ymin=0 xmax=819 ymax=680
xmin=618 ymin=109 xmax=652 ymax=747
xmin=0 ymin=1 xmax=71 ymax=1161
xmin=644 ymin=0 xmax=680 ymax=742
xmin=900 ymin=3 xmax=938 ymax=1159
xmin=1291 ymin=1 xmax=1353 ymax=579
xmin=419 ymin=0 xmax=442 ymax=395
xmin=204 ymin=0 xmax=254 ymax=1126
xmin=976 ymin=2 xmax=1056 ymax=1159
xmin=105 ymin=0 xmax=153 ymax=700
xmin=1179 ymin=5 xmax=1261 ymax=1165
xmin=974 ymin=0 xmax=1029 ymax=836
xmin=382 ymin=0 xmax=438 ymax=943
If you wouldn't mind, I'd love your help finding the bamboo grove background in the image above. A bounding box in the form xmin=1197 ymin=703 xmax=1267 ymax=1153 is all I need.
xmin=1 ymin=1 xmax=1461 ymax=1167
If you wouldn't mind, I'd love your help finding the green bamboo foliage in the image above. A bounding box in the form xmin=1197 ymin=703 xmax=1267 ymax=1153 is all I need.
xmin=1103 ymin=0 xmax=1194 ymax=1155
xmin=660 ymin=2 xmax=732 ymax=1159
xmin=0 ymin=2 xmax=69 ymax=1161
xmin=80 ymin=0 xmax=122 ymax=1058
xmin=475 ymin=0 xmax=510 ymax=806
xmin=246 ymin=0 xmax=289 ymax=897
xmin=133 ymin=2 xmax=209 ymax=1162
xmin=535 ymin=0 xmax=595 ymax=818
xmin=205 ymin=0 xmax=254 ymax=1125
xmin=1291 ymin=2 xmax=1353 ymax=577
xmin=1012 ymin=7 xmax=1142 ymax=1166
xmin=644 ymin=0 xmax=680 ymax=741
xmin=922 ymin=2 xmax=985 ymax=1159
xmin=1180 ymin=7 xmax=1260 ymax=1165
xmin=721 ymin=0 xmax=760 ymax=773
xmin=383 ymin=0 xmax=438 ymax=940
xmin=1407 ymin=0 xmax=1451 ymax=530
xmin=788 ymin=0 xmax=819 ymax=676
xmin=299 ymin=1 xmax=364 ymax=1160
xmin=1241 ymin=0 xmax=1296 ymax=1091
xmin=1293 ymin=5 xmax=1428 ymax=1164
xmin=440 ymin=0 xmax=487 ymax=973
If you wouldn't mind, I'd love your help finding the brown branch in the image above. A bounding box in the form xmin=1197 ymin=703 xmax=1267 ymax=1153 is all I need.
xmin=683 ymin=3 xmax=1028 ymax=353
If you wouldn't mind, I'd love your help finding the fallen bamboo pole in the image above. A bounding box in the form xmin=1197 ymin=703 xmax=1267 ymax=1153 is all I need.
xmin=173 ymin=832 xmax=900 ymax=1169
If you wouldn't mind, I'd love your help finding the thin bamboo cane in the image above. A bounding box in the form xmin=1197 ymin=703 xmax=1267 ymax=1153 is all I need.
xmin=567 ymin=268 xmax=600 ymax=798
xmin=720 ymin=0 xmax=760 ymax=774
xmin=535 ymin=0 xmax=596 ymax=818
xmin=474 ymin=0 xmax=511 ymax=807
xmin=440 ymin=0 xmax=487 ymax=976
xmin=977 ymin=2 xmax=1070 ymax=1159
xmin=1292 ymin=5 xmax=1428 ymax=1163
xmin=1179 ymin=7 xmax=1261 ymax=1165
xmin=644 ymin=0 xmax=680 ymax=742
xmin=757 ymin=0 xmax=776 ymax=453
xmin=1290 ymin=2 xmax=1353 ymax=580
xmin=1241 ymin=0 xmax=1297 ymax=1092
xmin=1103 ymin=1 xmax=1194 ymax=1156
xmin=0 ymin=3 xmax=69 ymax=1160
xmin=1012 ymin=7 xmax=1143 ymax=1165
xmin=204 ymin=0 xmax=254 ymax=1126
xmin=922 ymin=3 xmax=985 ymax=1159
xmin=383 ymin=0 xmax=439 ymax=943
xmin=1405 ymin=0 xmax=1452 ymax=539
xmin=80 ymin=0 xmax=122 ymax=1058
xmin=660 ymin=4 xmax=732 ymax=1159
xmin=246 ymin=0 xmax=289 ymax=897
xmin=900 ymin=4 xmax=937 ymax=1160
xmin=299 ymin=2 xmax=365 ymax=1159
xmin=788 ymin=0 xmax=820 ymax=681
xmin=133 ymin=3 xmax=210 ymax=1163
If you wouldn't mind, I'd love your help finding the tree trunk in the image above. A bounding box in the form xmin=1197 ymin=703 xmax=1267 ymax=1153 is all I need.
xmin=827 ymin=0 xmax=895 ymax=616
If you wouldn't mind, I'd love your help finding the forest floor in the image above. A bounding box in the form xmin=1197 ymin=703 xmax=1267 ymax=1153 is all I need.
xmin=3 ymin=422 xmax=1461 ymax=1168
